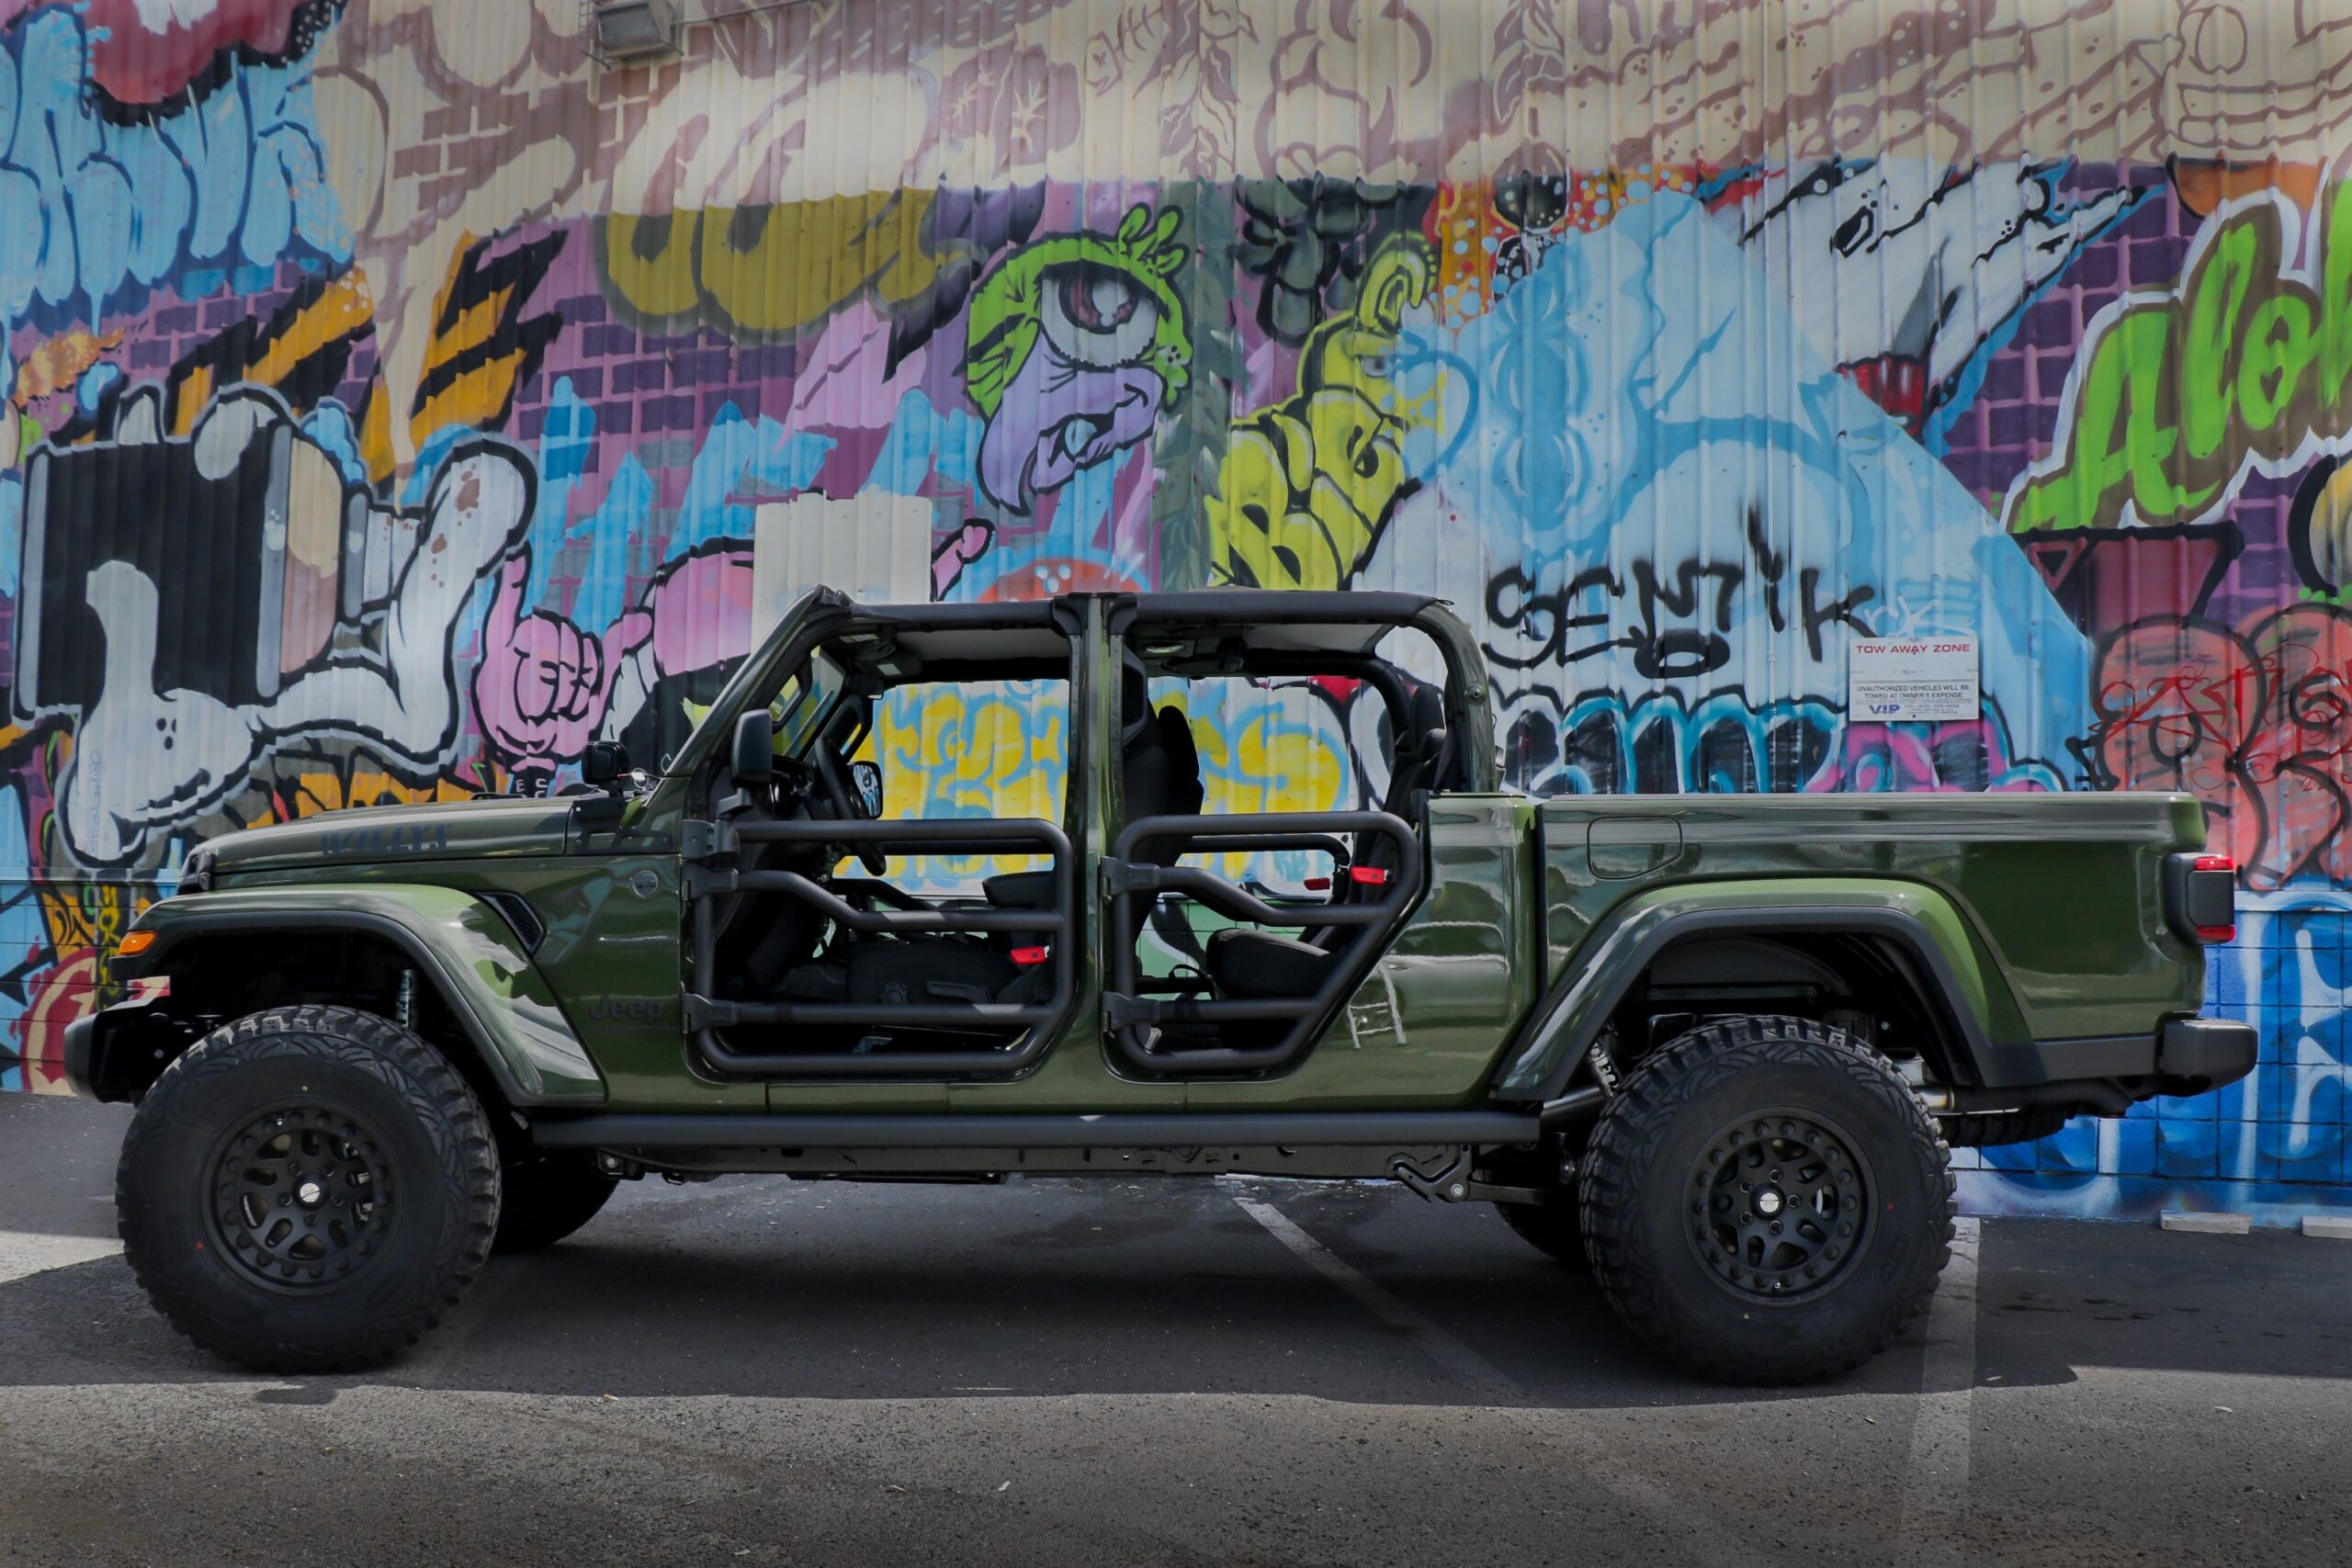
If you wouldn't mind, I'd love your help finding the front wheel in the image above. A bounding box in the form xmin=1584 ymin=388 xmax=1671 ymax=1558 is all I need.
xmin=117 ymin=1005 xmax=502 ymax=1373
xmin=1578 ymin=1015 xmax=1953 ymax=1384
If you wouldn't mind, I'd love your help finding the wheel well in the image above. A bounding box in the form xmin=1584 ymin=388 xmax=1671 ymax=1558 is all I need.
xmin=1606 ymin=931 xmax=1974 ymax=1085
xmin=140 ymin=931 xmax=518 ymax=1127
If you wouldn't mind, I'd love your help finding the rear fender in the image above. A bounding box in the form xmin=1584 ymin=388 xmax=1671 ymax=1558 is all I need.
xmin=1493 ymin=879 xmax=2031 ymax=1101
xmin=108 ymin=885 xmax=605 ymax=1107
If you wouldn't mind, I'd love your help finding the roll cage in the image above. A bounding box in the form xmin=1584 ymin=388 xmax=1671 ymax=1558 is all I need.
xmin=658 ymin=588 xmax=1491 ymax=1082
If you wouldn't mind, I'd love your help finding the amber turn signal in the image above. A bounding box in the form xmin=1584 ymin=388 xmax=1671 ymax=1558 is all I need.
xmin=116 ymin=931 xmax=156 ymax=956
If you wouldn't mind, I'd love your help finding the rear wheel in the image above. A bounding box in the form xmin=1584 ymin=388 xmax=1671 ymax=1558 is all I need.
xmin=1579 ymin=1015 xmax=1952 ymax=1384
xmin=117 ymin=1005 xmax=501 ymax=1373
xmin=493 ymin=1152 xmax=619 ymax=1253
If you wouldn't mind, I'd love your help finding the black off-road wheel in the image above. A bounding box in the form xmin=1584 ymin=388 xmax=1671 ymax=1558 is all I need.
xmin=1579 ymin=1015 xmax=1953 ymax=1384
xmin=493 ymin=1151 xmax=619 ymax=1253
xmin=116 ymin=1005 xmax=501 ymax=1373
xmin=1496 ymin=1200 xmax=1584 ymax=1266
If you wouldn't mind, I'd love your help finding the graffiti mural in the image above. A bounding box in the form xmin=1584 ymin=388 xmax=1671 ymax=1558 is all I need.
xmin=0 ymin=0 xmax=2344 ymax=1220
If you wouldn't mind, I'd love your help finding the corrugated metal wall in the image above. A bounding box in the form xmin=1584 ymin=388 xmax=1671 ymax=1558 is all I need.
xmin=3 ymin=0 xmax=2348 ymax=1219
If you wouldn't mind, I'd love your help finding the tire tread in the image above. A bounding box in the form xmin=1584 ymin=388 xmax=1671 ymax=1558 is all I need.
xmin=116 ymin=1004 xmax=500 ymax=1373
xmin=1577 ymin=1014 xmax=1956 ymax=1385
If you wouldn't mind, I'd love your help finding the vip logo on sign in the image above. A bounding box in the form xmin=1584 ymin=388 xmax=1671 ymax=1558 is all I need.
xmin=1847 ymin=637 xmax=1981 ymax=724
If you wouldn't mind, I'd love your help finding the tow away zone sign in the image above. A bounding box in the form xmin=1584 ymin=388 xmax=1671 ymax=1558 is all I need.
xmin=1849 ymin=637 xmax=1978 ymax=723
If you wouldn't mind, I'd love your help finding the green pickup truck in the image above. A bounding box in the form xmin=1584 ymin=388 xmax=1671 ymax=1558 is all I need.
xmin=67 ymin=589 xmax=2253 ymax=1383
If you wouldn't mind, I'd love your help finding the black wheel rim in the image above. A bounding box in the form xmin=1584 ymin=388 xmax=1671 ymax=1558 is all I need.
xmin=1687 ymin=1110 xmax=1871 ymax=1301
xmin=207 ymin=1103 xmax=393 ymax=1291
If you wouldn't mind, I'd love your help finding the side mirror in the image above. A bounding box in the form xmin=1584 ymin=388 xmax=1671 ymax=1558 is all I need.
xmin=730 ymin=710 xmax=775 ymax=783
xmin=581 ymin=740 xmax=628 ymax=790
xmin=849 ymin=759 xmax=883 ymax=819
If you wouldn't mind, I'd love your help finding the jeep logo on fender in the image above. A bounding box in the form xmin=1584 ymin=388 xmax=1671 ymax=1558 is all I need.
xmin=320 ymin=824 xmax=452 ymax=856
xmin=586 ymin=997 xmax=664 ymax=1024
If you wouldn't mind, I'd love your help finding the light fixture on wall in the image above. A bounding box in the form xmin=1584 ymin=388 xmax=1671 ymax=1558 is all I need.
xmin=584 ymin=0 xmax=681 ymax=64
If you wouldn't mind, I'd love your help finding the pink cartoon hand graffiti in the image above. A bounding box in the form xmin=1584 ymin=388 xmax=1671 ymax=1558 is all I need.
xmin=471 ymin=554 xmax=656 ymax=775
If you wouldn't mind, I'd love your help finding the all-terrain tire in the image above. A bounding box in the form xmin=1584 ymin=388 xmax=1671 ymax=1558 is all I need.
xmin=1495 ymin=1200 xmax=1584 ymax=1266
xmin=117 ymin=1005 xmax=501 ymax=1373
xmin=1579 ymin=1015 xmax=1953 ymax=1384
xmin=1940 ymin=1108 xmax=2071 ymax=1148
xmin=493 ymin=1152 xmax=619 ymax=1253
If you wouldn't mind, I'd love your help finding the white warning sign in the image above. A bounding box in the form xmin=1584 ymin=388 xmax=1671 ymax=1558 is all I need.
xmin=1848 ymin=637 xmax=1980 ymax=723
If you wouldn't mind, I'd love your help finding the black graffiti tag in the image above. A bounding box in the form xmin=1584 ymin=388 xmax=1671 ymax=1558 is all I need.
xmin=1483 ymin=506 xmax=1878 ymax=676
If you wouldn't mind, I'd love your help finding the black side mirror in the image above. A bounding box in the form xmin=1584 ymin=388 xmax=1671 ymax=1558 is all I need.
xmin=849 ymin=759 xmax=883 ymax=819
xmin=581 ymin=740 xmax=628 ymax=791
xmin=730 ymin=710 xmax=775 ymax=782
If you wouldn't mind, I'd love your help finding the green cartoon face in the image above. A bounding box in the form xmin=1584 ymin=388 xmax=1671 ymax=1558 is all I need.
xmin=962 ymin=203 xmax=1193 ymax=513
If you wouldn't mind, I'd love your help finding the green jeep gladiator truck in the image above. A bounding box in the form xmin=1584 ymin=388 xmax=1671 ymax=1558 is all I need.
xmin=66 ymin=589 xmax=2255 ymax=1383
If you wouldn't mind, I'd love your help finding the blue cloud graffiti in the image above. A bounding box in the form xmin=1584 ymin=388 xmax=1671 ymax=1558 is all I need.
xmin=0 ymin=8 xmax=349 ymax=333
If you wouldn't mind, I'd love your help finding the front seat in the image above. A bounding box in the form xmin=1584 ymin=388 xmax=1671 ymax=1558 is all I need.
xmin=984 ymin=656 xmax=1203 ymax=911
xmin=1204 ymin=683 xmax=1444 ymax=1006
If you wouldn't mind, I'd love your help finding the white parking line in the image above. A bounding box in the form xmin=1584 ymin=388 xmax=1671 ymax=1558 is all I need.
xmin=1233 ymin=1192 xmax=1744 ymax=1568
xmin=1233 ymin=1195 xmax=1521 ymax=1403
xmin=0 ymin=1229 xmax=122 ymax=1286
xmin=1900 ymin=1215 xmax=1983 ymax=1558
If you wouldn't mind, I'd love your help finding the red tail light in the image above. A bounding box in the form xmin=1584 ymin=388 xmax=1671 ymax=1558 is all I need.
xmin=2165 ymin=853 xmax=2237 ymax=945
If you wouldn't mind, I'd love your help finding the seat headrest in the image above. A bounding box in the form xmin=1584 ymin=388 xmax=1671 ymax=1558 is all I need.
xmin=1406 ymin=685 xmax=1444 ymax=743
xmin=1121 ymin=655 xmax=1154 ymax=744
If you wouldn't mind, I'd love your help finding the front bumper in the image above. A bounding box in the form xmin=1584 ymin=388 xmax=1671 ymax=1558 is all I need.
xmin=61 ymin=991 xmax=174 ymax=1103
xmin=60 ymin=1010 xmax=101 ymax=1100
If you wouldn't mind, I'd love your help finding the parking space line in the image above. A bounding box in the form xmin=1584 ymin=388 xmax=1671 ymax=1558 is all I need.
xmin=1233 ymin=1195 xmax=1522 ymax=1403
xmin=1234 ymin=1193 xmax=1747 ymax=1568
xmin=0 ymin=1230 xmax=121 ymax=1286
xmin=1900 ymin=1215 xmax=1982 ymax=1558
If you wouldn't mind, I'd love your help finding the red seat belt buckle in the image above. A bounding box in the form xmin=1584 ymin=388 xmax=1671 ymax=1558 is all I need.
xmin=1349 ymin=866 xmax=1389 ymax=886
xmin=1303 ymin=876 xmax=1331 ymax=891
xmin=1010 ymin=946 xmax=1050 ymax=966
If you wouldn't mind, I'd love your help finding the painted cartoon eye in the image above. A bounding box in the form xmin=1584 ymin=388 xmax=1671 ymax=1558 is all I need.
xmin=1039 ymin=262 xmax=1161 ymax=367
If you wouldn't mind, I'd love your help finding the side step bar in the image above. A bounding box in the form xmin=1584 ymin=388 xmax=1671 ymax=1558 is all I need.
xmin=532 ymin=1110 xmax=1544 ymax=1151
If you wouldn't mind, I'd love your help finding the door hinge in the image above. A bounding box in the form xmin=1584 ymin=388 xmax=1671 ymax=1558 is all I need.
xmin=1102 ymin=992 xmax=1161 ymax=1031
xmin=680 ymin=818 xmax=731 ymax=860
xmin=682 ymin=864 xmax=741 ymax=900
xmin=1101 ymin=860 xmax=1162 ymax=898
xmin=682 ymin=994 xmax=737 ymax=1031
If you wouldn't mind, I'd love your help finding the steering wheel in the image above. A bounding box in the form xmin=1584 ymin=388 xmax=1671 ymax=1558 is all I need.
xmin=812 ymin=746 xmax=887 ymax=876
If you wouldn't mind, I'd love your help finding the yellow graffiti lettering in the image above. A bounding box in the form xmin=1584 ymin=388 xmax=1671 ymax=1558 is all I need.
xmin=599 ymin=190 xmax=957 ymax=342
xmin=1210 ymin=238 xmax=1436 ymax=591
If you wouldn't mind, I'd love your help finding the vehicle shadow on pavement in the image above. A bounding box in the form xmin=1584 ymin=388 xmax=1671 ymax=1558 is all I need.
xmin=5 ymin=1179 xmax=2345 ymax=1408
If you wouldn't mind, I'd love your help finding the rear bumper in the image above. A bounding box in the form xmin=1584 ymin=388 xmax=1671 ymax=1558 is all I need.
xmin=1944 ymin=1014 xmax=2255 ymax=1121
xmin=2154 ymin=1015 xmax=2257 ymax=1094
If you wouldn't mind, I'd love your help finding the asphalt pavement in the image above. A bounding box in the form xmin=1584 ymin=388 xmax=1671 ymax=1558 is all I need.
xmin=2 ymin=1091 xmax=2345 ymax=1567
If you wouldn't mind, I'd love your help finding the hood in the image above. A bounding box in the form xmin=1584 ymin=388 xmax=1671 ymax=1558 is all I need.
xmin=198 ymin=796 xmax=580 ymax=878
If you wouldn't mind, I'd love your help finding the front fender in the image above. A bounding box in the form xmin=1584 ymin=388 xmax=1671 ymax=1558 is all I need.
xmin=112 ymin=885 xmax=606 ymax=1107
xmin=1492 ymin=878 xmax=2033 ymax=1102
